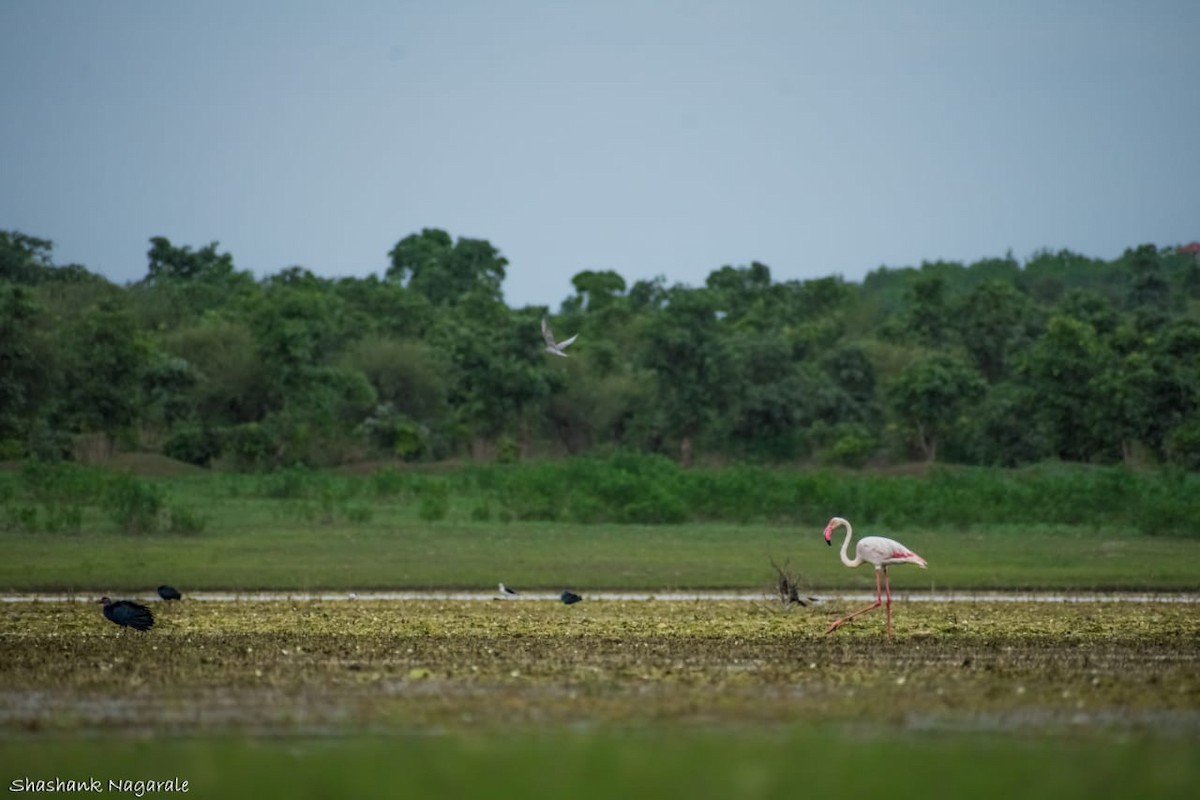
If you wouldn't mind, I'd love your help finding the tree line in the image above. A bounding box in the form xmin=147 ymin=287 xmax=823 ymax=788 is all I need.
xmin=2 ymin=228 xmax=1199 ymax=471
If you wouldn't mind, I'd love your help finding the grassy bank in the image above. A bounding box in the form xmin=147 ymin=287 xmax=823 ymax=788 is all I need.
xmin=3 ymin=519 xmax=1200 ymax=592
xmin=3 ymin=456 xmax=1199 ymax=591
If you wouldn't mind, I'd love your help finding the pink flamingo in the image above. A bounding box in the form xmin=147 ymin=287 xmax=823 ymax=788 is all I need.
xmin=823 ymin=516 xmax=927 ymax=638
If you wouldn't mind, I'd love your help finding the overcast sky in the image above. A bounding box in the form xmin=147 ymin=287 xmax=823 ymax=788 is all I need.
xmin=2 ymin=1 xmax=1197 ymax=309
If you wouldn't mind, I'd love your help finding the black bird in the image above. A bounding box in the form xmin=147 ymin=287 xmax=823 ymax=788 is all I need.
xmin=560 ymin=590 xmax=583 ymax=605
xmin=157 ymin=585 xmax=182 ymax=601
xmin=98 ymin=597 xmax=155 ymax=631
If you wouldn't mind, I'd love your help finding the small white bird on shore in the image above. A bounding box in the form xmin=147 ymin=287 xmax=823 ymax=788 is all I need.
xmin=541 ymin=318 xmax=578 ymax=357
xmin=498 ymin=583 xmax=519 ymax=597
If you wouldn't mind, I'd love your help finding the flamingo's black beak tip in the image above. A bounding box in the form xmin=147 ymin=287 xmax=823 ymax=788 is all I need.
xmin=825 ymin=539 xmax=831 ymax=546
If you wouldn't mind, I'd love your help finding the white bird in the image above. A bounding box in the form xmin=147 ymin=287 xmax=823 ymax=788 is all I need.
xmin=498 ymin=583 xmax=519 ymax=597
xmin=823 ymin=516 xmax=927 ymax=639
xmin=541 ymin=317 xmax=578 ymax=357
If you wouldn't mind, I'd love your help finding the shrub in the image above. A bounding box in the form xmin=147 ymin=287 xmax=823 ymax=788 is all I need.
xmin=163 ymin=425 xmax=221 ymax=467
xmin=167 ymin=504 xmax=208 ymax=535
xmin=103 ymin=475 xmax=165 ymax=534
xmin=418 ymin=488 xmax=450 ymax=522
xmin=224 ymin=423 xmax=275 ymax=471
xmin=1165 ymin=418 xmax=1200 ymax=471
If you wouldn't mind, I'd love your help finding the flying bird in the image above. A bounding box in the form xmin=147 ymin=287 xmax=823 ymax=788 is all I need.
xmin=822 ymin=516 xmax=926 ymax=639
xmin=498 ymin=583 xmax=519 ymax=597
xmin=560 ymin=590 xmax=583 ymax=605
xmin=157 ymin=585 xmax=182 ymax=601
xmin=541 ymin=318 xmax=578 ymax=357
xmin=98 ymin=597 xmax=155 ymax=631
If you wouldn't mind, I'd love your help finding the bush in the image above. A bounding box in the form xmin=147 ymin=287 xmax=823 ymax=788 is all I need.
xmin=224 ymin=423 xmax=275 ymax=471
xmin=103 ymin=475 xmax=165 ymax=534
xmin=1165 ymin=418 xmax=1200 ymax=471
xmin=166 ymin=504 xmax=208 ymax=535
xmin=418 ymin=483 xmax=450 ymax=522
xmin=163 ymin=425 xmax=221 ymax=467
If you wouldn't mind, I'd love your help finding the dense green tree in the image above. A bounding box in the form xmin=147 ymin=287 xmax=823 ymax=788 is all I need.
xmin=641 ymin=287 xmax=733 ymax=464
xmin=144 ymin=237 xmax=236 ymax=283
xmin=890 ymin=354 xmax=985 ymax=461
xmin=340 ymin=336 xmax=448 ymax=424
xmin=1017 ymin=316 xmax=1115 ymax=462
xmin=955 ymin=281 xmax=1040 ymax=382
xmin=1124 ymin=244 xmax=1172 ymax=312
xmin=160 ymin=319 xmax=273 ymax=425
xmin=61 ymin=301 xmax=150 ymax=443
xmin=387 ymin=228 xmax=507 ymax=306
xmin=0 ymin=284 xmax=40 ymax=450
xmin=567 ymin=270 xmax=627 ymax=313
xmin=1 ymin=231 xmax=55 ymax=284
xmin=436 ymin=300 xmax=554 ymax=448
xmin=720 ymin=330 xmax=806 ymax=457
xmin=5 ymin=224 xmax=1200 ymax=471
xmin=900 ymin=274 xmax=951 ymax=347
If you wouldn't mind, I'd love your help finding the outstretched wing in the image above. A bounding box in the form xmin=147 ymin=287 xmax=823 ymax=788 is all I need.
xmin=541 ymin=318 xmax=556 ymax=347
xmin=556 ymin=333 xmax=578 ymax=350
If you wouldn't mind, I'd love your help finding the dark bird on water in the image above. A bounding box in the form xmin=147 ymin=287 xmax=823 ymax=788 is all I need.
xmin=98 ymin=597 xmax=155 ymax=631
xmin=157 ymin=585 xmax=182 ymax=601
xmin=560 ymin=591 xmax=583 ymax=605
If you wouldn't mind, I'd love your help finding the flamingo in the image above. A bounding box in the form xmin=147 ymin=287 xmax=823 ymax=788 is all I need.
xmin=823 ymin=516 xmax=926 ymax=638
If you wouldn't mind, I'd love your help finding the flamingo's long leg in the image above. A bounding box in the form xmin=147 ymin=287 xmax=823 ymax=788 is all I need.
xmin=825 ymin=569 xmax=883 ymax=634
xmin=884 ymin=567 xmax=893 ymax=639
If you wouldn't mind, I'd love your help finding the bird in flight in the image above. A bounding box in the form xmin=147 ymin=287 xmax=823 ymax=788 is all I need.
xmin=97 ymin=597 xmax=155 ymax=632
xmin=541 ymin=318 xmax=578 ymax=357
xmin=822 ymin=516 xmax=926 ymax=639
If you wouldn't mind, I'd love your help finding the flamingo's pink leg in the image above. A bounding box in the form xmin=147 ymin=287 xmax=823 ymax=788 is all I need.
xmin=884 ymin=567 xmax=893 ymax=639
xmin=825 ymin=569 xmax=883 ymax=634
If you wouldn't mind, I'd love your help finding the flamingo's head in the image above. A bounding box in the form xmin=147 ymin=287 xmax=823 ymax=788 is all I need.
xmin=823 ymin=517 xmax=847 ymax=545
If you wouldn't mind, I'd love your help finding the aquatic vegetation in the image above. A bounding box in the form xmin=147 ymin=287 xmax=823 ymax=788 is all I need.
xmin=2 ymin=598 xmax=1196 ymax=737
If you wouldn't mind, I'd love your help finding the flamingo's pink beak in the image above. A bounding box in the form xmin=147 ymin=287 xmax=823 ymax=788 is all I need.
xmin=823 ymin=525 xmax=833 ymax=545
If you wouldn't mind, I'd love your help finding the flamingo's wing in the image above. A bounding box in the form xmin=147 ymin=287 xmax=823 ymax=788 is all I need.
xmin=864 ymin=536 xmax=927 ymax=567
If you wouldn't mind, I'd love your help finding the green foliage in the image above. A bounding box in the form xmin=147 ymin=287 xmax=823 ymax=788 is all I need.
xmin=102 ymin=474 xmax=165 ymax=534
xmin=163 ymin=425 xmax=221 ymax=466
xmin=890 ymin=354 xmax=985 ymax=461
xmin=166 ymin=504 xmax=208 ymax=535
xmin=388 ymin=228 xmax=508 ymax=306
xmin=223 ymin=423 xmax=275 ymax=470
xmin=3 ymin=226 xmax=1199 ymax=474
xmin=1165 ymin=417 xmax=1200 ymax=470
xmin=417 ymin=482 xmax=450 ymax=522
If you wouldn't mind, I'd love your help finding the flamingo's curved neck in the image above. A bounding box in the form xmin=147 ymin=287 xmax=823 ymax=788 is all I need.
xmin=838 ymin=521 xmax=862 ymax=568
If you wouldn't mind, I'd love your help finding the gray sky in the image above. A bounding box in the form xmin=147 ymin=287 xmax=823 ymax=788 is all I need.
xmin=2 ymin=1 xmax=1197 ymax=309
